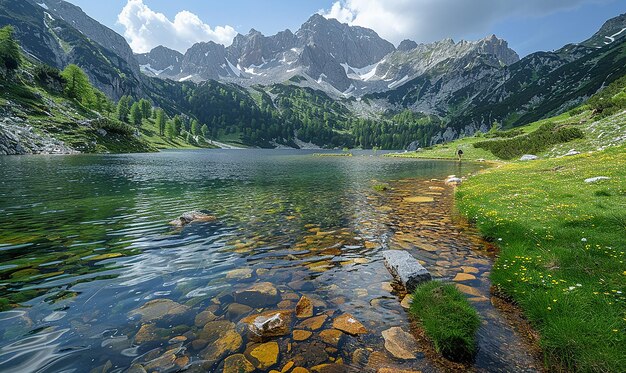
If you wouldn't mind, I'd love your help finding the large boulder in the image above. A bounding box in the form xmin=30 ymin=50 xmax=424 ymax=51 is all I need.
xmin=520 ymin=154 xmax=539 ymax=161
xmin=382 ymin=250 xmax=431 ymax=292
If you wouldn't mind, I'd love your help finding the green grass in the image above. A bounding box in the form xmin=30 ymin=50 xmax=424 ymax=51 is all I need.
xmin=410 ymin=282 xmax=481 ymax=362
xmin=456 ymin=145 xmax=626 ymax=372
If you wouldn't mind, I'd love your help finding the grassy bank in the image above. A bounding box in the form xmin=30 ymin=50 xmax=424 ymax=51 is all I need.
xmin=410 ymin=282 xmax=480 ymax=362
xmin=456 ymin=145 xmax=625 ymax=371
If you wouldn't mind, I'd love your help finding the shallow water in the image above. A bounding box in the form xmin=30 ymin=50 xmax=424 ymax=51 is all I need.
xmin=0 ymin=150 xmax=536 ymax=372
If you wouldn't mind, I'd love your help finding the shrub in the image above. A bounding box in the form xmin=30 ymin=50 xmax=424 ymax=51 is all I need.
xmin=0 ymin=26 xmax=21 ymax=71
xmin=410 ymin=282 xmax=480 ymax=362
xmin=473 ymin=122 xmax=584 ymax=160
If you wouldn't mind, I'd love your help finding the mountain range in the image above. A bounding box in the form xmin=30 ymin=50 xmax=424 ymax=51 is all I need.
xmin=2 ymin=0 xmax=626 ymax=148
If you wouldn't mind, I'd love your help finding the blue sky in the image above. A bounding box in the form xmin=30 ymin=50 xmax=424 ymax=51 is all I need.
xmin=64 ymin=0 xmax=625 ymax=56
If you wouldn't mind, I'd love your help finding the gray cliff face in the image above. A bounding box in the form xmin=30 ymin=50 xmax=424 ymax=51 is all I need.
xmin=228 ymin=29 xmax=297 ymax=68
xmin=136 ymin=46 xmax=183 ymax=78
xmin=180 ymin=42 xmax=234 ymax=81
xmin=1 ymin=0 xmax=141 ymax=100
xmin=397 ymin=40 xmax=418 ymax=52
xmin=38 ymin=0 xmax=142 ymax=77
xmin=296 ymin=14 xmax=396 ymax=68
xmin=299 ymin=44 xmax=351 ymax=92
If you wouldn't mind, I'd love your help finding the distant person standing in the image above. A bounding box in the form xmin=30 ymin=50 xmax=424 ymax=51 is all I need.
xmin=456 ymin=148 xmax=464 ymax=161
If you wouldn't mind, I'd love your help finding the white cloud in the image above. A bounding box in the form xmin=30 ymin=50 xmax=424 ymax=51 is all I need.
xmin=118 ymin=0 xmax=238 ymax=53
xmin=320 ymin=0 xmax=607 ymax=45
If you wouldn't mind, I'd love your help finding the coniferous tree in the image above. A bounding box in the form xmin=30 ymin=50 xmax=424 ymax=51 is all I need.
xmin=139 ymin=99 xmax=151 ymax=119
xmin=61 ymin=64 xmax=95 ymax=106
xmin=156 ymin=109 xmax=167 ymax=136
xmin=165 ymin=120 xmax=176 ymax=139
xmin=116 ymin=96 xmax=132 ymax=123
xmin=129 ymin=102 xmax=142 ymax=128
xmin=191 ymin=119 xmax=200 ymax=136
xmin=173 ymin=115 xmax=182 ymax=135
xmin=200 ymin=124 xmax=209 ymax=139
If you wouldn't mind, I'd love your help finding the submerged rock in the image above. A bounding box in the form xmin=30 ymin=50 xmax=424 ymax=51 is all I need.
xmin=199 ymin=320 xmax=242 ymax=363
xmin=297 ymin=315 xmax=328 ymax=331
xmin=296 ymin=296 xmax=314 ymax=318
xmin=234 ymin=282 xmax=280 ymax=308
xmin=332 ymin=313 xmax=367 ymax=335
xmin=168 ymin=211 xmax=216 ymax=228
xmin=245 ymin=342 xmax=279 ymax=370
xmin=319 ymin=329 xmax=343 ymax=347
xmin=223 ymin=354 xmax=255 ymax=373
xmin=242 ymin=310 xmax=293 ymax=337
xmin=383 ymin=250 xmax=431 ymax=292
xmin=381 ymin=327 xmax=419 ymax=359
xmin=129 ymin=299 xmax=190 ymax=322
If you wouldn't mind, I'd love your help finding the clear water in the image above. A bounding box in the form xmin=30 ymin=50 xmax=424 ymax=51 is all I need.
xmin=0 ymin=150 xmax=537 ymax=372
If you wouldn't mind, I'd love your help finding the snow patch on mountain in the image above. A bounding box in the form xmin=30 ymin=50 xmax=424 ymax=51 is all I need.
xmin=605 ymin=27 xmax=626 ymax=44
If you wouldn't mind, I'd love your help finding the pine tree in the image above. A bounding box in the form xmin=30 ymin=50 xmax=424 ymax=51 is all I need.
xmin=201 ymin=124 xmax=209 ymax=139
xmin=191 ymin=119 xmax=200 ymax=136
xmin=165 ymin=120 xmax=176 ymax=139
xmin=61 ymin=64 xmax=95 ymax=106
xmin=156 ymin=109 xmax=167 ymax=136
xmin=139 ymin=99 xmax=151 ymax=119
xmin=173 ymin=115 xmax=182 ymax=135
xmin=129 ymin=102 xmax=143 ymax=128
xmin=116 ymin=96 xmax=132 ymax=123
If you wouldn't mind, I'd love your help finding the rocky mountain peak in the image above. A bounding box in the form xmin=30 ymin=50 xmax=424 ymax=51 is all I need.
xmin=582 ymin=13 xmax=626 ymax=47
xmin=398 ymin=39 xmax=418 ymax=52
xmin=475 ymin=34 xmax=519 ymax=65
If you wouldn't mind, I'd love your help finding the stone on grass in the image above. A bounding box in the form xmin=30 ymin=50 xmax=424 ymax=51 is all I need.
xmin=584 ymin=176 xmax=611 ymax=183
xmin=382 ymin=250 xmax=431 ymax=293
xmin=520 ymin=154 xmax=538 ymax=161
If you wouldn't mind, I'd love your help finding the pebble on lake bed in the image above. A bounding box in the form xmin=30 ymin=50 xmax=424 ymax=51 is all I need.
xmin=168 ymin=211 xmax=216 ymax=228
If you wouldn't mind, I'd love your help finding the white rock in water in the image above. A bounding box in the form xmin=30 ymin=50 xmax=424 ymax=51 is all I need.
xmin=584 ymin=176 xmax=611 ymax=183
xmin=383 ymin=250 xmax=431 ymax=292
xmin=520 ymin=154 xmax=539 ymax=161
xmin=445 ymin=177 xmax=463 ymax=185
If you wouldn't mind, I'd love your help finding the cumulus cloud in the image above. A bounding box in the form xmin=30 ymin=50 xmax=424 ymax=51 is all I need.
xmin=118 ymin=0 xmax=238 ymax=53
xmin=320 ymin=0 xmax=606 ymax=45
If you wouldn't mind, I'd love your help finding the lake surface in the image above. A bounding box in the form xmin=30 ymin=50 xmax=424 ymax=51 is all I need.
xmin=0 ymin=150 xmax=537 ymax=372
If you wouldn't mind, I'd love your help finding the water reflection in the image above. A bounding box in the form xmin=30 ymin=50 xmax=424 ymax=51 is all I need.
xmin=0 ymin=150 xmax=536 ymax=372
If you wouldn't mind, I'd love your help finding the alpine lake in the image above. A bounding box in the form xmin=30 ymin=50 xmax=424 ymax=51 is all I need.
xmin=0 ymin=150 xmax=539 ymax=373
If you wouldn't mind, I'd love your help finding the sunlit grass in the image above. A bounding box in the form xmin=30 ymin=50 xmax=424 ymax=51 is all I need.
xmin=456 ymin=145 xmax=626 ymax=372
